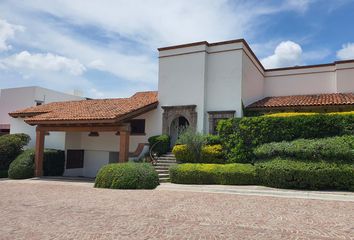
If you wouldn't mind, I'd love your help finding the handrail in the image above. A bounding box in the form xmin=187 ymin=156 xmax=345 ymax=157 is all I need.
xmin=149 ymin=141 xmax=160 ymax=165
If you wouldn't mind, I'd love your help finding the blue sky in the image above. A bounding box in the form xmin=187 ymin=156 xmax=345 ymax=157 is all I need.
xmin=0 ymin=0 xmax=353 ymax=98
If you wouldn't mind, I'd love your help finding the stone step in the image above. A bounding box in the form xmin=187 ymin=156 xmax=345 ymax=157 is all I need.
xmin=158 ymin=173 xmax=170 ymax=178
xmin=155 ymin=162 xmax=177 ymax=166
xmin=157 ymin=159 xmax=177 ymax=163
xmin=155 ymin=169 xmax=169 ymax=173
xmin=158 ymin=157 xmax=176 ymax=160
xmin=159 ymin=177 xmax=170 ymax=183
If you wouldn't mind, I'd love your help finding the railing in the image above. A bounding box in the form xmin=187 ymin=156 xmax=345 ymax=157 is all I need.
xmin=149 ymin=141 xmax=160 ymax=165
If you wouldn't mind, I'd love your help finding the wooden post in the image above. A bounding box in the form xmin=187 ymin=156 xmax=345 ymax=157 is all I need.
xmin=119 ymin=130 xmax=130 ymax=162
xmin=35 ymin=128 xmax=45 ymax=177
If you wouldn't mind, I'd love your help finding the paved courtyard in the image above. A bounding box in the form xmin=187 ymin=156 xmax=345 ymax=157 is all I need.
xmin=0 ymin=179 xmax=353 ymax=240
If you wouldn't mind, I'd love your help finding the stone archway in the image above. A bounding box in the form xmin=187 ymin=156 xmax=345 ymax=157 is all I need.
xmin=161 ymin=105 xmax=197 ymax=145
xmin=169 ymin=116 xmax=189 ymax=146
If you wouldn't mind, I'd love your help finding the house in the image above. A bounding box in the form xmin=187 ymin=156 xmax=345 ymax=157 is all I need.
xmin=9 ymin=39 xmax=354 ymax=178
xmin=1 ymin=86 xmax=84 ymax=146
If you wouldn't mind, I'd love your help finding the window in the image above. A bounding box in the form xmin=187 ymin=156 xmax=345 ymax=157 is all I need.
xmin=130 ymin=119 xmax=145 ymax=134
xmin=208 ymin=111 xmax=235 ymax=134
xmin=66 ymin=150 xmax=84 ymax=169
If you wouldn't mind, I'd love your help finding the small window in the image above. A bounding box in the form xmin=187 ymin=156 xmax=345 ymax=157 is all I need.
xmin=66 ymin=150 xmax=84 ymax=169
xmin=130 ymin=119 xmax=145 ymax=134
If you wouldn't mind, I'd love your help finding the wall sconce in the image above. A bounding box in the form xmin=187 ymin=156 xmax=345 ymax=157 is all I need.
xmin=88 ymin=131 xmax=99 ymax=137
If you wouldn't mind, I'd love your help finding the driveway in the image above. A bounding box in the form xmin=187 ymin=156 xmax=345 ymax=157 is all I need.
xmin=0 ymin=179 xmax=353 ymax=240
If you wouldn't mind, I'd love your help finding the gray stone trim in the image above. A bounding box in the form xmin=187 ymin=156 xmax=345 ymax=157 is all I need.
xmin=208 ymin=110 xmax=235 ymax=134
xmin=162 ymin=105 xmax=197 ymax=135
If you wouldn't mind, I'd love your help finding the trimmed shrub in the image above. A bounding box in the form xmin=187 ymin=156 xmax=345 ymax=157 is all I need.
xmin=0 ymin=170 xmax=8 ymax=178
xmin=169 ymin=163 xmax=257 ymax=185
xmin=176 ymin=128 xmax=206 ymax=162
xmin=204 ymin=134 xmax=222 ymax=145
xmin=265 ymin=111 xmax=354 ymax=117
xmin=8 ymin=149 xmax=35 ymax=179
xmin=148 ymin=135 xmax=170 ymax=156
xmin=43 ymin=149 xmax=65 ymax=176
xmin=217 ymin=114 xmax=354 ymax=163
xmin=95 ymin=163 xmax=159 ymax=189
xmin=8 ymin=149 xmax=65 ymax=179
xmin=173 ymin=144 xmax=225 ymax=163
xmin=0 ymin=133 xmax=30 ymax=171
xmin=256 ymin=159 xmax=354 ymax=190
xmin=254 ymin=135 xmax=354 ymax=163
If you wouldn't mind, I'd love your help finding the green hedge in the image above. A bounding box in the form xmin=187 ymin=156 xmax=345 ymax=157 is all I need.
xmin=8 ymin=150 xmax=34 ymax=179
xmin=172 ymin=144 xmax=225 ymax=163
xmin=0 ymin=170 xmax=8 ymax=178
xmin=95 ymin=163 xmax=159 ymax=189
xmin=256 ymin=159 xmax=354 ymax=190
xmin=254 ymin=135 xmax=354 ymax=163
xmin=218 ymin=114 xmax=354 ymax=163
xmin=43 ymin=149 xmax=65 ymax=176
xmin=0 ymin=133 xmax=30 ymax=171
xmin=148 ymin=134 xmax=170 ymax=156
xmin=8 ymin=149 xmax=65 ymax=179
xmin=169 ymin=163 xmax=257 ymax=185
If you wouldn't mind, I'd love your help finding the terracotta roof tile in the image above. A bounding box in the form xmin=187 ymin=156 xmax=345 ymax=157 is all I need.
xmin=247 ymin=93 xmax=354 ymax=109
xmin=9 ymin=91 xmax=158 ymax=124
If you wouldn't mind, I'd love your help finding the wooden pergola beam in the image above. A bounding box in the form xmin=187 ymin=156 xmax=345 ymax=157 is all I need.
xmin=34 ymin=128 xmax=45 ymax=177
xmin=37 ymin=124 xmax=130 ymax=132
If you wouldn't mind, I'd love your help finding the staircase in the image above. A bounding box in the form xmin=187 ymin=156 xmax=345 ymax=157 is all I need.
xmin=154 ymin=152 xmax=177 ymax=182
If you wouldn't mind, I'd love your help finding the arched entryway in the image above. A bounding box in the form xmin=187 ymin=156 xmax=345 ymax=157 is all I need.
xmin=169 ymin=116 xmax=189 ymax=147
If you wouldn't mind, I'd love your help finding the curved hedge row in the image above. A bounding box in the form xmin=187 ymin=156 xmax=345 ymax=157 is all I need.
xmin=256 ymin=159 xmax=354 ymax=190
xmin=8 ymin=149 xmax=65 ymax=179
xmin=172 ymin=144 xmax=225 ymax=163
xmin=95 ymin=163 xmax=159 ymax=189
xmin=169 ymin=163 xmax=257 ymax=185
xmin=217 ymin=114 xmax=354 ymax=163
xmin=254 ymin=135 xmax=354 ymax=163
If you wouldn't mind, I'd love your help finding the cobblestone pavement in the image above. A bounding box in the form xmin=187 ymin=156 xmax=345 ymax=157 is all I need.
xmin=0 ymin=179 xmax=353 ymax=240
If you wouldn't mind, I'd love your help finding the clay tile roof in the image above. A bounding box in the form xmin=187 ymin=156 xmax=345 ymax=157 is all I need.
xmin=9 ymin=91 xmax=158 ymax=124
xmin=247 ymin=93 xmax=354 ymax=109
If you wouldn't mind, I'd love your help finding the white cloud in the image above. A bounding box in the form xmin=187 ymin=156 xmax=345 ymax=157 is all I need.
xmin=1 ymin=51 xmax=86 ymax=75
xmin=0 ymin=19 xmax=24 ymax=51
xmin=261 ymin=41 xmax=303 ymax=69
xmin=336 ymin=43 xmax=354 ymax=60
xmin=0 ymin=0 xmax=320 ymax=97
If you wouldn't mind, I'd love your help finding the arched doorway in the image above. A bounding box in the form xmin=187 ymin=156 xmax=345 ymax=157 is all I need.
xmin=170 ymin=116 xmax=189 ymax=147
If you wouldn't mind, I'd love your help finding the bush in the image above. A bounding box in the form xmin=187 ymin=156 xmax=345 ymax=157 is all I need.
xmin=256 ymin=159 xmax=354 ymax=190
xmin=254 ymin=135 xmax=354 ymax=163
xmin=0 ymin=170 xmax=8 ymax=178
xmin=8 ymin=149 xmax=35 ymax=179
xmin=169 ymin=163 xmax=257 ymax=185
xmin=176 ymin=128 xmax=206 ymax=162
xmin=43 ymin=149 xmax=65 ymax=176
xmin=8 ymin=148 xmax=65 ymax=179
xmin=148 ymin=135 xmax=170 ymax=156
xmin=204 ymin=134 xmax=222 ymax=145
xmin=217 ymin=114 xmax=354 ymax=163
xmin=95 ymin=163 xmax=159 ymax=189
xmin=265 ymin=111 xmax=354 ymax=117
xmin=0 ymin=133 xmax=30 ymax=171
xmin=173 ymin=144 xmax=225 ymax=163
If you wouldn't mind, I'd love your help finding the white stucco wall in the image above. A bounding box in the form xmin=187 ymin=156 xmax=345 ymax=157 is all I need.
xmin=241 ymin=49 xmax=265 ymax=107
xmin=264 ymin=66 xmax=336 ymax=97
xmin=10 ymin=117 xmax=66 ymax=150
xmin=159 ymin=45 xmax=207 ymax=132
xmin=336 ymin=62 xmax=354 ymax=93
